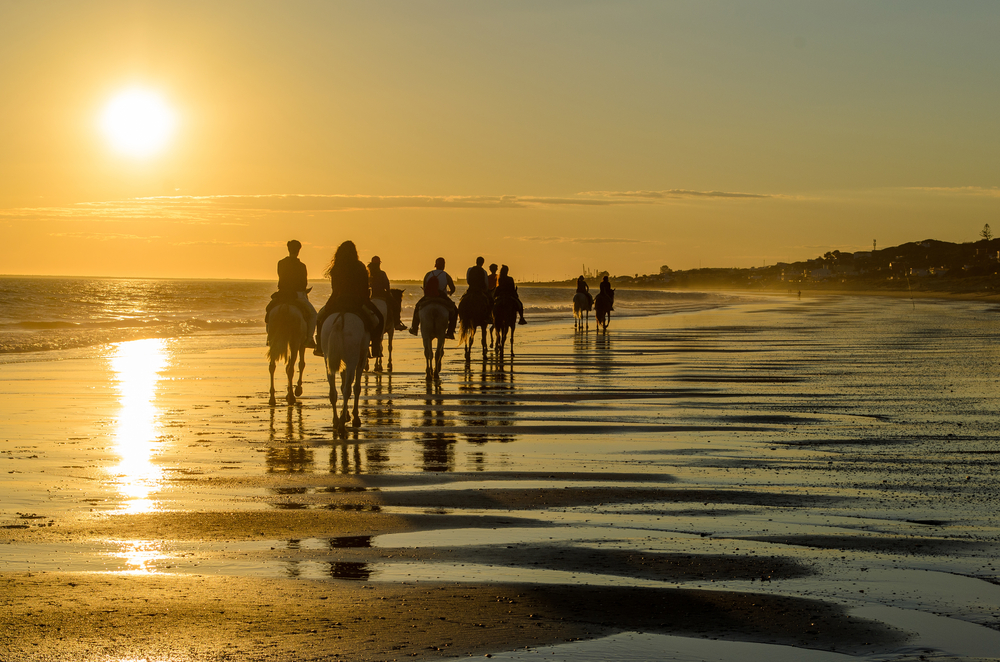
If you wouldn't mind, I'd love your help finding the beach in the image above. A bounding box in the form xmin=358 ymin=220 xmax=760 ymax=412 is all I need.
xmin=3 ymin=287 xmax=1000 ymax=661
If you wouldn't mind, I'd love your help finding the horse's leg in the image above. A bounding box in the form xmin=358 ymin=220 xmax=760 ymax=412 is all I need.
xmin=339 ymin=367 xmax=351 ymax=438
xmin=434 ymin=337 xmax=444 ymax=377
xmin=351 ymin=350 xmax=364 ymax=427
xmin=480 ymin=324 xmax=487 ymax=357
xmin=387 ymin=328 xmax=393 ymax=373
xmin=294 ymin=346 xmax=305 ymax=397
xmin=510 ymin=328 xmax=515 ymax=358
xmin=423 ymin=333 xmax=433 ymax=379
xmin=328 ymin=366 xmax=339 ymax=434
xmin=284 ymin=347 xmax=296 ymax=404
xmin=268 ymin=359 xmax=277 ymax=406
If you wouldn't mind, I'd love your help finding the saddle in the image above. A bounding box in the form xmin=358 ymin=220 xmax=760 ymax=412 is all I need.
xmin=265 ymin=290 xmax=310 ymax=322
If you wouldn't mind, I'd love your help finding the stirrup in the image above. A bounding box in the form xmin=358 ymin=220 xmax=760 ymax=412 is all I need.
xmin=445 ymin=331 xmax=456 ymax=340
xmin=518 ymin=319 xmax=527 ymax=325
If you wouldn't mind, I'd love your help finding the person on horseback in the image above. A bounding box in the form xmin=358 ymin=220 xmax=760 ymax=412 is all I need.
xmin=409 ymin=257 xmax=457 ymax=339
xmin=488 ymin=263 xmax=499 ymax=294
xmin=576 ymin=275 xmax=593 ymax=308
xmin=368 ymin=256 xmax=406 ymax=331
xmin=599 ymin=275 xmax=614 ymax=310
xmin=265 ymin=239 xmax=317 ymax=348
xmin=464 ymin=256 xmax=492 ymax=313
xmin=314 ymin=241 xmax=385 ymax=358
xmin=495 ymin=265 xmax=528 ymax=325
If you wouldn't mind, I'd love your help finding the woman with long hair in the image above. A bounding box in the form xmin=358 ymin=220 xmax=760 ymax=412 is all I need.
xmin=315 ymin=240 xmax=384 ymax=357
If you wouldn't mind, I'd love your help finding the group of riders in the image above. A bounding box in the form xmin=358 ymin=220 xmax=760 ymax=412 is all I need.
xmin=265 ymin=240 xmax=539 ymax=360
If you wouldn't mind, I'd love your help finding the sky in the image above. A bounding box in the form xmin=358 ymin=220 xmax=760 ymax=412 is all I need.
xmin=1 ymin=1 xmax=998 ymax=281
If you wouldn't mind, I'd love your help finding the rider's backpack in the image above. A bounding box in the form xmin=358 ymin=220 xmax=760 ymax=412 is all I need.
xmin=424 ymin=275 xmax=439 ymax=298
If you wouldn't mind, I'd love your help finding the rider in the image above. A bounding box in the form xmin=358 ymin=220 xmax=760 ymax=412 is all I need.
xmin=409 ymin=257 xmax=458 ymax=339
xmin=576 ymin=275 xmax=593 ymax=308
xmin=368 ymin=256 xmax=407 ymax=331
xmin=495 ymin=265 xmax=528 ymax=325
xmin=599 ymin=275 xmax=614 ymax=310
xmin=265 ymin=239 xmax=317 ymax=348
xmin=487 ymin=263 xmax=499 ymax=299
xmin=314 ymin=241 xmax=384 ymax=358
xmin=464 ymin=256 xmax=491 ymax=312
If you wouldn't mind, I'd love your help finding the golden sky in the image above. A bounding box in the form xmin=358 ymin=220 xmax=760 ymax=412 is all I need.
xmin=1 ymin=1 xmax=998 ymax=281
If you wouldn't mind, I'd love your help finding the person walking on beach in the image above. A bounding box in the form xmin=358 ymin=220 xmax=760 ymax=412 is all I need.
xmin=495 ymin=265 xmax=528 ymax=325
xmin=409 ymin=257 xmax=458 ymax=339
xmin=368 ymin=256 xmax=406 ymax=331
xmin=266 ymin=239 xmax=317 ymax=348
xmin=314 ymin=241 xmax=384 ymax=358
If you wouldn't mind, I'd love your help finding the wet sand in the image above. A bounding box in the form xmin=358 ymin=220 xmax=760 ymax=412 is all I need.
xmin=4 ymin=293 xmax=1000 ymax=660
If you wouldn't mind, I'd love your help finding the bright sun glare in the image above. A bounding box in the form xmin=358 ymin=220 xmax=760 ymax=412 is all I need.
xmin=100 ymin=88 xmax=176 ymax=158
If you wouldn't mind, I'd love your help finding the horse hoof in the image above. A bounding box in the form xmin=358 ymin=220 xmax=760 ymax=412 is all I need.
xmin=294 ymin=385 xmax=303 ymax=397
xmin=373 ymin=365 xmax=383 ymax=373
xmin=269 ymin=396 xmax=276 ymax=406
xmin=352 ymin=418 xmax=361 ymax=428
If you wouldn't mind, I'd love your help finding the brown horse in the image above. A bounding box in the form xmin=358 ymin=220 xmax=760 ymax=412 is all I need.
xmin=266 ymin=303 xmax=307 ymax=406
xmin=458 ymin=290 xmax=491 ymax=360
xmin=573 ymin=292 xmax=592 ymax=330
xmin=492 ymin=293 xmax=518 ymax=359
xmin=595 ymin=290 xmax=614 ymax=332
xmin=370 ymin=288 xmax=404 ymax=372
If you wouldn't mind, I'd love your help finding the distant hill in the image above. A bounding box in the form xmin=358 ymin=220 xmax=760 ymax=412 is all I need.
xmin=537 ymin=238 xmax=1000 ymax=296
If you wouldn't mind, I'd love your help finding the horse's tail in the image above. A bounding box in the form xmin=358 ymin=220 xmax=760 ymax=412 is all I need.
xmin=324 ymin=313 xmax=346 ymax=375
xmin=266 ymin=305 xmax=296 ymax=363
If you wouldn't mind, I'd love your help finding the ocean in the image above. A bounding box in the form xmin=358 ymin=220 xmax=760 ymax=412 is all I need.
xmin=0 ymin=276 xmax=744 ymax=357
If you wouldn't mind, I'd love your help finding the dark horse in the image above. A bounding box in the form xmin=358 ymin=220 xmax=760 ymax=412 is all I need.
xmin=370 ymin=288 xmax=404 ymax=373
xmin=458 ymin=290 xmax=491 ymax=360
xmin=595 ymin=289 xmax=614 ymax=332
xmin=492 ymin=293 xmax=519 ymax=359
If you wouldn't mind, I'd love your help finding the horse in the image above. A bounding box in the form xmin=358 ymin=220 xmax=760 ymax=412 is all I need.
xmin=573 ymin=292 xmax=592 ymax=330
xmin=458 ymin=290 xmax=491 ymax=360
xmin=320 ymin=311 xmax=370 ymax=438
xmin=493 ymin=293 xmax=518 ymax=359
xmin=369 ymin=289 xmax=404 ymax=373
xmin=595 ymin=290 xmax=614 ymax=332
xmin=419 ymin=298 xmax=450 ymax=379
xmin=266 ymin=303 xmax=307 ymax=406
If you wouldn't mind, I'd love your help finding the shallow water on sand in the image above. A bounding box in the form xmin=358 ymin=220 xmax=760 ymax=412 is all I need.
xmin=4 ymin=292 xmax=1000 ymax=660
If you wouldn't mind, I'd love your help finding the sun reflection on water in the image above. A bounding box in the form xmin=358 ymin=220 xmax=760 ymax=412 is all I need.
xmin=109 ymin=338 xmax=170 ymax=513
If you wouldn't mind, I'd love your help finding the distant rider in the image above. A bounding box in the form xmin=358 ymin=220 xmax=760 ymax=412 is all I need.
xmin=265 ymin=239 xmax=317 ymax=348
xmin=576 ymin=275 xmax=593 ymax=308
xmin=495 ymin=265 xmax=528 ymax=325
xmin=368 ymin=256 xmax=406 ymax=331
xmin=409 ymin=257 xmax=458 ymax=339
xmin=599 ymin=275 xmax=614 ymax=310
xmin=314 ymin=241 xmax=384 ymax=358
xmin=464 ymin=256 xmax=491 ymax=313
xmin=487 ymin=263 xmax=499 ymax=299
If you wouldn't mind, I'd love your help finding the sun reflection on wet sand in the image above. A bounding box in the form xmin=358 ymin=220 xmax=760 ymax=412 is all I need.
xmin=108 ymin=338 xmax=170 ymax=514
xmin=109 ymin=539 xmax=168 ymax=575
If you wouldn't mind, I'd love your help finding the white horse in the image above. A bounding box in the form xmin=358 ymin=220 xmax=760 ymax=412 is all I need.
xmin=419 ymin=299 xmax=450 ymax=378
xmin=320 ymin=311 xmax=370 ymax=438
xmin=267 ymin=304 xmax=307 ymax=406
xmin=573 ymin=292 xmax=592 ymax=330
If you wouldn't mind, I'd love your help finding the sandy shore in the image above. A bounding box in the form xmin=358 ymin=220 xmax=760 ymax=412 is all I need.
xmin=4 ymin=293 xmax=1000 ymax=660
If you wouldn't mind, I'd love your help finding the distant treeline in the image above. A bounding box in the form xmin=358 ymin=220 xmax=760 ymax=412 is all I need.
xmin=535 ymin=238 xmax=1000 ymax=294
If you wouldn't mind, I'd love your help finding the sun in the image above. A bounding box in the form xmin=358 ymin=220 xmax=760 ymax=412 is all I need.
xmin=100 ymin=88 xmax=177 ymax=158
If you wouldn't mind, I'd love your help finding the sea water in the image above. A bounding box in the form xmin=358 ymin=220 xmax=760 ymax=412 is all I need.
xmin=0 ymin=276 xmax=742 ymax=357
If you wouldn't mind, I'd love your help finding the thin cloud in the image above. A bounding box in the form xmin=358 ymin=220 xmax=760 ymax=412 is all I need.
xmin=512 ymin=236 xmax=648 ymax=245
xmin=581 ymin=189 xmax=775 ymax=200
xmin=903 ymin=186 xmax=1000 ymax=197
xmin=47 ymin=232 xmax=161 ymax=241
